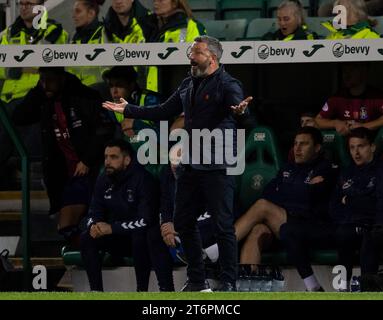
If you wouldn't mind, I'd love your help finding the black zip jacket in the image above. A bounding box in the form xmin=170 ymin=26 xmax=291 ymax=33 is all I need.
xmin=87 ymin=160 xmax=159 ymax=235
xmin=330 ymin=159 xmax=383 ymax=225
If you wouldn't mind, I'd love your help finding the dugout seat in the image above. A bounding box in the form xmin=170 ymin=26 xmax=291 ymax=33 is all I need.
xmin=236 ymin=126 xmax=283 ymax=214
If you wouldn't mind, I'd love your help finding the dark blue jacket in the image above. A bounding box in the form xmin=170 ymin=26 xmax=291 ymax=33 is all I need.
xmin=86 ymin=160 xmax=159 ymax=235
xmin=330 ymin=159 xmax=383 ymax=225
xmin=123 ymin=65 xmax=246 ymax=170
xmin=263 ymin=155 xmax=338 ymax=221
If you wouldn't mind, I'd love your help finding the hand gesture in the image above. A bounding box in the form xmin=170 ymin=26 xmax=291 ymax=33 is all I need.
xmin=102 ymin=98 xmax=128 ymax=114
xmin=230 ymin=96 xmax=253 ymax=115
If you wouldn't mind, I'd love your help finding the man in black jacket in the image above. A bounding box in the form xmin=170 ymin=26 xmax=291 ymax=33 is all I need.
xmin=81 ymin=139 xmax=174 ymax=291
xmin=331 ymin=127 xmax=383 ymax=290
xmin=103 ymin=35 xmax=252 ymax=291
xmin=13 ymin=67 xmax=111 ymax=245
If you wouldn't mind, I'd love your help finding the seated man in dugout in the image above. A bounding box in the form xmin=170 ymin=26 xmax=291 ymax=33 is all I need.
xmin=234 ymin=127 xmax=338 ymax=289
xmin=330 ymin=127 xmax=383 ymax=291
xmin=315 ymin=62 xmax=383 ymax=136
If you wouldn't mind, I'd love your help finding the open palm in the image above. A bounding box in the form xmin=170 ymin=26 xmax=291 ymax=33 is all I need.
xmin=102 ymin=98 xmax=128 ymax=114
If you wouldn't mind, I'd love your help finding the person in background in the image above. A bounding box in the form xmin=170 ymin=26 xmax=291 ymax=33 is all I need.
xmin=12 ymin=67 xmax=108 ymax=247
xmin=262 ymin=0 xmax=317 ymax=40
xmin=140 ymin=0 xmax=206 ymax=93
xmin=0 ymin=0 xmax=68 ymax=188
xmin=330 ymin=127 xmax=382 ymax=291
xmin=322 ymin=0 xmax=380 ymax=39
xmin=69 ymin=0 xmax=106 ymax=87
xmin=315 ymin=63 xmax=383 ymax=136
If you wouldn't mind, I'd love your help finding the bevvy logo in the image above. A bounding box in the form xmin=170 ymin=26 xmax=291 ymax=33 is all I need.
xmin=42 ymin=48 xmax=78 ymax=63
xmin=113 ymin=47 xmax=150 ymax=62
xmin=257 ymin=45 xmax=295 ymax=60
xmin=332 ymin=43 xmax=370 ymax=58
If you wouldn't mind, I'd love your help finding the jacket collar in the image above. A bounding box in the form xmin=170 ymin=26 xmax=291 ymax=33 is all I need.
xmin=73 ymin=18 xmax=102 ymax=43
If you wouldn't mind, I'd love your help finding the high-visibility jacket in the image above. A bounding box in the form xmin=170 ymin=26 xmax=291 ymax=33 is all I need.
xmin=141 ymin=12 xmax=206 ymax=93
xmin=0 ymin=16 xmax=68 ymax=103
xmin=103 ymin=7 xmax=146 ymax=44
xmin=262 ymin=24 xmax=317 ymax=41
xmin=323 ymin=20 xmax=380 ymax=39
xmin=69 ymin=19 xmax=106 ymax=87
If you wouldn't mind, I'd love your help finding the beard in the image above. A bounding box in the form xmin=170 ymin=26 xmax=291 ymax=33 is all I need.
xmin=190 ymin=59 xmax=210 ymax=78
xmin=105 ymin=166 xmax=124 ymax=181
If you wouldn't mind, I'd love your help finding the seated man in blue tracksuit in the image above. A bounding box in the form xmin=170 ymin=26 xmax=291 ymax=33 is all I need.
xmin=330 ymin=127 xmax=383 ymax=291
xmin=80 ymin=139 xmax=174 ymax=292
xmin=235 ymin=126 xmax=338 ymax=291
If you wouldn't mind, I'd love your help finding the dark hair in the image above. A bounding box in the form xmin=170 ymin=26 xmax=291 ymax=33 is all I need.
xmin=347 ymin=127 xmax=375 ymax=145
xmin=38 ymin=67 xmax=66 ymax=75
xmin=194 ymin=35 xmax=223 ymax=61
xmin=295 ymin=126 xmax=323 ymax=145
xmin=105 ymin=139 xmax=133 ymax=157
xmin=76 ymin=0 xmax=105 ymax=16
xmin=102 ymin=66 xmax=138 ymax=84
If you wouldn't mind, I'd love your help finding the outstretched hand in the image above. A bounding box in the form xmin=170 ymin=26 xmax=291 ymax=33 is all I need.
xmin=102 ymin=98 xmax=128 ymax=114
xmin=230 ymin=96 xmax=253 ymax=115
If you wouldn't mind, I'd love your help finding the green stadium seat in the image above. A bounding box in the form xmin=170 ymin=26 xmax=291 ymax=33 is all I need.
xmin=246 ymin=18 xmax=277 ymax=39
xmin=236 ymin=126 xmax=283 ymax=213
xmin=305 ymin=16 xmax=332 ymax=38
xmin=203 ymin=19 xmax=248 ymax=41
xmin=61 ymin=247 xmax=135 ymax=268
xmin=221 ymin=0 xmax=266 ymax=21
xmin=321 ymin=130 xmax=351 ymax=168
xmin=267 ymin=0 xmax=310 ymax=17
xmin=189 ymin=0 xmax=218 ymax=20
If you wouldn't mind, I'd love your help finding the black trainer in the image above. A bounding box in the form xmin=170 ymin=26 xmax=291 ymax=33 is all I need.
xmin=215 ymin=282 xmax=237 ymax=292
xmin=180 ymin=280 xmax=213 ymax=292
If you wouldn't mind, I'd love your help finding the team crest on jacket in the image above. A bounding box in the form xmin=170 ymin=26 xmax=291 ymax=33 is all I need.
xmin=283 ymin=171 xmax=290 ymax=178
xmin=104 ymin=187 xmax=113 ymax=199
xmin=367 ymin=177 xmax=375 ymax=188
xmin=304 ymin=170 xmax=314 ymax=184
xmin=342 ymin=179 xmax=353 ymax=190
xmin=127 ymin=189 xmax=134 ymax=202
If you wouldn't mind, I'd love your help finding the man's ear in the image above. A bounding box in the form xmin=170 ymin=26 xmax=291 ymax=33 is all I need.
xmin=372 ymin=143 xmax=376 ymax=154
xmin=315 ymin=144 xmax=322 ymax=154
xmin=124 ymin=155 xmax=131 ymax=167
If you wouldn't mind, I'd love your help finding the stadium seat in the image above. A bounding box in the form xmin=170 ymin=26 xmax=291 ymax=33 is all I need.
xmin=203 ymin=19 xmax=248 ymax=41
xmin=236 ymin=126 xmax=283 ymax=213
xmin=189 ymin=0 xmax=218 ymax=20
xmin=267 ymin=0 xmax=310 ymax=17
xmin=246 ymin=18 xmax=277 ymax=40
xmin=61 ymin=246 xmax=134 ymax=268
xmin=321 ymin=130 xmax=351 ymax=168
xmin=220 ymin=0 xmax=266 ymax=21
xmin=305 ymin=16 xmax=332 ymax=38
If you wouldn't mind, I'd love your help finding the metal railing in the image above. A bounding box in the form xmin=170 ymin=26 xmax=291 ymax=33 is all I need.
xmin=0 ymin=101 xmax=31 ymax=291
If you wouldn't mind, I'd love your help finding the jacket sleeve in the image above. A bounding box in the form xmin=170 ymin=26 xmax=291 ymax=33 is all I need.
xmin=123 ymin=88 xmax=183 ymax=121
xmin=329 ymin=177 xmax=348 ymax=224
xmin=77 ymin=93 xmax=105 ymax=168
xmin=12 ymin=85 xmax=44 ymax=125
xmin=159 ymin=166 xmax=175 ymax=225
xmin=86 ymin=176 xmax=106 ymax=230
xmin=375 ymin=166 xmax=383 ymax=225
xmin=111 ymin=172 xmax=160 ymax=235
